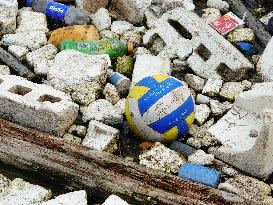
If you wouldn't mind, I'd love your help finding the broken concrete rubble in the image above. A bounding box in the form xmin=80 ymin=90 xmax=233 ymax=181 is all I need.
xmin=75 ymin=0 xmax=109 ymax=13
xmin=7 ymin=45 xmax=29 ymax=60
xmin=0 ymin=65 xmax=10 ymax=75
xmin=0 ymin=5 xmax=17 ymax=35
xmin=83 ymin=120 xmax=120 ymax=153
xmin=47 ymin=50 xmax=110 ymax=106
xmin=143 ymin=8 xmax=253 ymax=80
xmin=103 ymin=195 xmax=129 ymax=205
xmin=0 ymin=74 xmax=79 ymax=136
xmin=208 ymin=82 xmax=273 ymax=178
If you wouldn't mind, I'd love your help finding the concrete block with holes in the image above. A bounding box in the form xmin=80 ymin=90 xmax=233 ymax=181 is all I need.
xmin=143 ymin=7 xmax=253 ymax=80
xmin=208 ymin=82 xmax=273 ymax=178
xmin=0 ymin=75 xmax=79 ymax=136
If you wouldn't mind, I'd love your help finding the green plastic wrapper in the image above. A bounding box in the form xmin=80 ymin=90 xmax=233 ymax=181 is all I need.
xmin=60 ymin=38 xmax=133 ymax=58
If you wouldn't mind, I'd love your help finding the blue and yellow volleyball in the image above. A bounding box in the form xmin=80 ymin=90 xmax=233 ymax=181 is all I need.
xmin=125 ymin=74 xmax=195 ymax=142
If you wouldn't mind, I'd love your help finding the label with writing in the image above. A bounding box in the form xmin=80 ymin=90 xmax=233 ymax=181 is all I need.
xmin=46 ymin=2 xmax=69 ymax=22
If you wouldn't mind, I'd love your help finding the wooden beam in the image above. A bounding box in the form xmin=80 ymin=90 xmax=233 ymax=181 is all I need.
xmin=0 ymin=118 xmax=228 ymax=204
xmin=225 ymin=0 xmax=272 ymax=47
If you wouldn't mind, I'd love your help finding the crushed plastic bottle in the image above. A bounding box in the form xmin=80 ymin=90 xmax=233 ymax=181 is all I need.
xmin=26 ymin=0 xmax=90 ymax=25
xmin=61 ymin=38 xmax=134 ymax=58
xmin=108 ymin=70 xmax=131 ymax=95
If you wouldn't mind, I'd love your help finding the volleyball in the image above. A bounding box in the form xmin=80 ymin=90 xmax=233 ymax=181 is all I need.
xmin=125 ymin=74 xmax=195 ymax=142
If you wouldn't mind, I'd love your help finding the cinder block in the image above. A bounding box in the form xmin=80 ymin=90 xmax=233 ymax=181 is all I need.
xmin=208 ymin=82 xmax=273 ymax=178
xmin=143 ymin=8 xmax=253 ymax=80
xmin=0 ymin=75 xmax=79 ymax=136
xmin=178 ymin=162 xmax=220 ymax=188
xmin=83 ymin=120 xmax=120 ymax=153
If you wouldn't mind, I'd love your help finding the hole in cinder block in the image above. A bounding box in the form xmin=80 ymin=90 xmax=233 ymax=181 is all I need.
xmin=37 ymin=94 xmax=62 ymax=103
xmin=0 ymin=79 xmax=3 ymax=84
xmin=195 ymin=44 xmax=211 ymax=61
xmin=168 ymin=19 xmax=192 ymax=40
xmin=9 ymin=85 xmax=32 ymax=96
xmin=216 ymin=63 xmax=245 ymax=81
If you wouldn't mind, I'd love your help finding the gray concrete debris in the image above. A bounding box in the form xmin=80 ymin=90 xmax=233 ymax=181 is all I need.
xmin=111 ymin=21 xmax=134 ymax=35
xmin=120 ymin=29 xmax=142 ymax=46
xmin=47 ymin=50 xmax=110 ymax=106
xmin=207 ymin=0 xmax=230 ymax=12
xmin=41 ymin=190 xmax=87 ymax=205
xmin=0 ymin=5 xmax=17 ymax=35
xmin=218 ymin=175 xmax=273 ymax=203
xmin=169 ymin=141 xmax=196 ymax=156
xmin=26 ymin=44 xmax=58 ymax=69
xmin=196 ymin=94 xmax=210 ymax=105
xmin=132 ymin=54 xmax=171 ymax=84
xmin=1 ymin=31 xmax=47 ymax=51
xmin=103 ymin=195 xmax=129 ymax=205
xmin=0 ymin=74 xmax=79 ymax=136
xmin=0 ymin=65 xmax=10 ymax=75
xmin=185 ymin=74 xmax=205 ymax=92
xmin=103 ymin=83 xmax=120 ymax=105
xmin=111 ymin=0 xmax=152 ymax=24
xmin=75 ymin=0 xmax=109 ymax=13
xmin=114 ymin=98 xmax=126 ymax=115
xmin=219 ymin=82 xmax=245 ymax=101
xmin=63 ymin=133 xmax=82 ymax=144
xmin=16 ymin=9 xmax=48 ymax=33
xmin=210 ymin=99 xmax=227 ymax=116
xmin=139 ymin=142 xmax=186 ymax=174
xmin=188 ymin=149 xmax=215 ymax=165
xmin=83 ymin=120 xmax=120 ymax=153
xmin=195 ymin=104 xmax=211 ymax=125
xmin=260 ymin=12 xmax=273 ymax=25
xmin=91 ymin=8 xmax=111 ymax=31
xmin=68 ymin=124 xmax=87 ymax=138
xmin=143 ymin=8 xmax=253 ymax=80
xmin=0 ymin=178 xmax=52 ymax=205
xmin=202 ymin=78 xmax=223 ymax=97
xmin=257 ymin=37 xmax=273 ymax=81
xmin=208 ymin=82 xmax=273 ymax=178
xmin=202 ymin=8 xmax=221 ymax=23
xmin=8 ymin=45 xmax=29 ymax=60
xmin=82 ymin=99 xmax=123 ymax=126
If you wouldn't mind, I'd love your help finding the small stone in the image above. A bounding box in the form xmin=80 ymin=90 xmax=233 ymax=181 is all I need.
xmin=251 ymin=54 xmax=261 ymax=66
xmin=1 ymin=31 xmax=47 ymax=51
xmin=196 ymin=94 xmax=210 ymax=105
xmin=195 ymin=104 xmax=211 ymax=125
xmin=202 ymin=8 xmax=221 ymax=23
xmin=82 ymin=99 xmax=123 ymax=126
xmin=227 ymin=28 xmax=255 ymax=43
xmin=172 ymin=59 xmax=187 ymax=71
xmin=0 ymin=65 xmax=10 ymax=75
xmin=99 ymin=30 xmax=119 ymax=39
xmin=103 ymin=83 xmax=121 ymax=105
xmin=0 ymin=5 xmax=17 ymax=35
xmin=185 ymin=74 xmax=205 ymax=92
xmin=207 ymin=0 xmax=230 ymax=12
xmin=0 ymin=178 xmax=52 ymax=205
xmin=188 ymin=150 xmax=215 ymax=165
xmin=48 ymin=25 xmax=99 ymax=49
xmin=139 ymin=142 xmax=186 ymax=174
xmin=202 ymin=78 xmax=223 ymax=97
xmin=40 ymin=190 xmax=87 ymax=205
xmin=103 ymin=195 xmax=129 ymax=205
xmin=75 ymin=0 xmax=109 ymax=13
xmin=0 ymin=174 xmax=10 ymax=192
xmin=186 ymin=137 xmax=202 ymax=149
xmin=91 ymin=8 xmax=111 ymax=31
xmin=219 ymin=82 xmax=245 ymax=101
xmin=115 ymin=56 xmax=134 ymax=77
xmin=68 ymin=125 xmax=87 ymax=138
xmin=222 ymin=166 xmax=238 ymax=177
xmin=83 ymin=120 xmax=120 ymax=153
xmin=111 ymin=21 xmax=134 ymax=35
xmin=63 ymin=134 xmax=82 ymax=144
xmin=26 ymin=44 xmax=58 ymax=68
xmin=210 ymin=99 xmax=226 ymax=116
xmin=120 ymin=30 xmax=142 ymax=46
xmin=218 ymin=175 xmax=272 ymax=202
xmin=8 ymin=45 xmax=29 ymax=60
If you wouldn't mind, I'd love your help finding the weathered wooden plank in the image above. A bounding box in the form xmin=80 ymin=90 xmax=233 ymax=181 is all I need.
xmin=226 ymin=0 xmax=272 ymax=47
xmin=0 ymin=118 xmax=228 ymax=205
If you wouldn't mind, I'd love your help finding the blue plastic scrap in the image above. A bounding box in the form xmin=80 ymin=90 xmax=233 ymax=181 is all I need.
xmin=236 ymin=42 xmax=258 ymax=56
xmin=178 ymin=163 xmax=220 ymax=188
